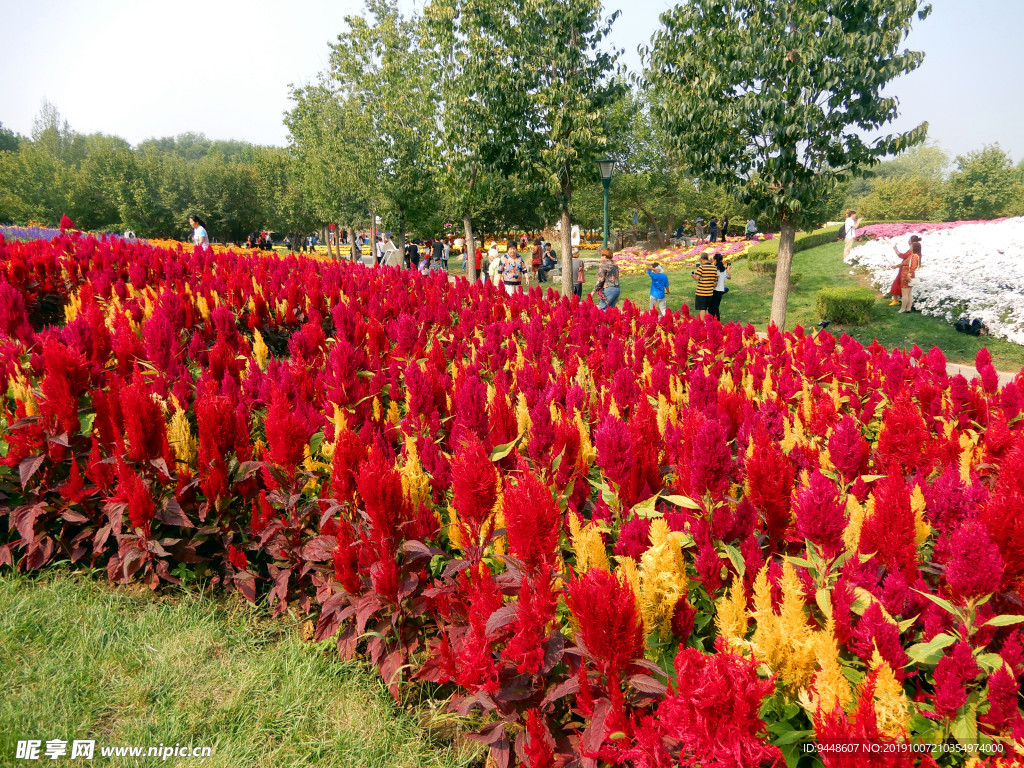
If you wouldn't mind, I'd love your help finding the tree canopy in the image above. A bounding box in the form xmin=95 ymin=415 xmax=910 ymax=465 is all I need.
xmin=646 ymin=0 xmax=931 ymax=328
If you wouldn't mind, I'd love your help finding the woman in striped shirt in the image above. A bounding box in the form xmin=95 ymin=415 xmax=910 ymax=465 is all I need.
xmin=691 ymin=252 xmax=717 ymax=319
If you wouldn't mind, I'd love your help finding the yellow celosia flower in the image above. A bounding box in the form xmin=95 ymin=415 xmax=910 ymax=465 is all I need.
xmin=869 ymin=650 xmax=910 ymax=738
xmin=843 ymin=495 xmax=869 ymax=556
xmin=615 ymin=556 xmax=641 ymax=604
xmin=639 ymin=519 xmax=689 ymax=640
xmin=387 ymin=399 xmax=401 ymax=425
xmin=64 ymin=290 xmax=82 ymax=324
xmin=399 ymin=435 xmax=431 ymax=511
xmin=909 ymin=485 xmax=931 ymax=547
xmin=447 ymin=507 xmax=466 ymax=554
xmin=252 ymin=329 xmax=269 ymax=371
xmin=716 ymin=576 xmax=749 ymax=650
xmin=568 ymin=511 xmax=609 ymax=574
xmin=812 ymin=617 xmax=852 ymax=715
xmin=196 ymin=295 xmax=211 ymax=321
xmin=751 ymin=564 xmax=783 ymax=673
xmin=515 ymin=392 xmax=530 ymax=436
xmin=167 ymin=407 xmax=196 ymax=466
xmin=574 ymin=411 xmax=596 ymax=470
xmin=656 ymin=393 xmax=670 ymax=436
xmin=372 ymin=397 xmax=382 ymax=423
xmin=776 ymin=561 xmax=819 ymax=691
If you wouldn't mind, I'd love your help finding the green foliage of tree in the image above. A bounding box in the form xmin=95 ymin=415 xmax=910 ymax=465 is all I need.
xmin=853 ymin=174 xmax=944 ymax=222
xmin=943 ymin=144 xmax=1019 ymax=221
xmin=0 ymin=122 xmax=21 ymax=154
xmin=646 ymin=0 xmax=931 ymax=328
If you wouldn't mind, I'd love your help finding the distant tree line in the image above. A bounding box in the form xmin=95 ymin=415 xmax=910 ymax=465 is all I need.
xmin=0 ymin=103 xmax=317 ymax=242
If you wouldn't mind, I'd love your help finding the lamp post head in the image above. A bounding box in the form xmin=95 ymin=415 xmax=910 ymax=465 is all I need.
xmin=597 ymin=157 xmax=615 ymax=181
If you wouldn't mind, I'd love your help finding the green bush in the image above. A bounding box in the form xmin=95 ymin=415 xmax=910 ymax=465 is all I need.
xmin=750 ymin=259 xmax=777 ymax=274
xmin=815 ymin=287 xmax=876 ymax=325
xmin=746 ymin=223 xmax=844 ymax=260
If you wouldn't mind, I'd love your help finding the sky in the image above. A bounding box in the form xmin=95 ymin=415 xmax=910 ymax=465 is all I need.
xmin=1 ymin=0 xmax=1022 ymax=163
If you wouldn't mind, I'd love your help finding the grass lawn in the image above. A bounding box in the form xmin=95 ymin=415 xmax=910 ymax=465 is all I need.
xmin=0 ymin=570 xmax=476 ymax=768
xmin=615 ymin=240 xmax=1024 ymax=373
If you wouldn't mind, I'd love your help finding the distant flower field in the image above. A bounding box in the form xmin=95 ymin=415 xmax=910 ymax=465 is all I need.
xmin=1 ymin=231 xmax=1022 ymax=766
xmin=847 ymin=217 xmax=1024 ymax=345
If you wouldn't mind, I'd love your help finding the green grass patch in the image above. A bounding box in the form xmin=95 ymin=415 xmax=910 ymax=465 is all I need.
xmin=0 ymin=569 xmax=476 ymax=768
xmin=616 ymin=240 xmax=1024 ymax=372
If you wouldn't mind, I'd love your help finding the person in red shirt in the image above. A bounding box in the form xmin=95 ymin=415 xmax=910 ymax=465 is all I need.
xmin=531 ymin=238 xmax=544 ymax=282
xmin=474 ymin=246 xmax=484 ymax=283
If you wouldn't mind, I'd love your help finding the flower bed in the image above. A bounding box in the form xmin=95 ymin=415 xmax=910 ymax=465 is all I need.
xmin=2 ymin=231 xmax=1023 ymax=766
xmin=846 ymin=217 xmax=1024 ymax=345
xmin=856 ymin=219 xmax=1009 ymax=242
xmin=613 ymin=234 xmax=775 ymax=275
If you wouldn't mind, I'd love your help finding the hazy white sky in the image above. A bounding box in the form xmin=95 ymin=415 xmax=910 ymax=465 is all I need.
xmin=1 ymin=0 xmax=1021 ymax=162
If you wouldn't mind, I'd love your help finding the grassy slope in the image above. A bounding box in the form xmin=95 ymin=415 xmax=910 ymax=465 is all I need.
xmin=615 ymin=240 xmax=1024 ymax=373
xmin=0 ymin=570 xmax=475 ymax=768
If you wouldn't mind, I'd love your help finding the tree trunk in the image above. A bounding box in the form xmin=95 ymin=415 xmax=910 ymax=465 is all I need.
xmin=769 ymin=218 xmax=797 ymax=329
xmin=395 ymin=216 xmax=406 ymax=267
xmin=324 ymin=226 xmax=333 ymax=259
xmin=643 ymin=210 xmax=664 ymax=244
xmin=337 ymin=223 xmax=345 ymax=260
xmin=559 ymin=206 xmax=573 ymax=298
xmin=463 ymin=210 xmax=476 ymax=283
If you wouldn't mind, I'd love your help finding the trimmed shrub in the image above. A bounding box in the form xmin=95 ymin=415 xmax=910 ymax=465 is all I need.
xmin=750 ymin=259 xmax=776 ymax=274
xmin=815 ymin=287 xmax=876 ymax=325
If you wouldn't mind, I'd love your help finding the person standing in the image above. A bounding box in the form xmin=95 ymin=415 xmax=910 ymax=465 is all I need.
xmin=408 ymin=240 xmax=420 ymax=269
xmin=646 ymin=263 xmax=670 ymax=316
xmin=592 ymin=248 xmax=621 ymax=309
xmin=745 ymin=218 xmax=757 ymax=240
xmin=691 ymin=252 xmax=717 ymax=319
xmin=893 ymin=236 xmax=921 ymax=313
xmin=474 ymin=244 xmax=485 ymax=283
xmin=531 ymin=238 xmax=544 ymax=283
xmin=695 ymin=218 xmax=705 ymax=243
xmin=571 ymin=224 xmax=581 ymax=250
xmin=708 ymin=216 xmax=718 ymax=244
xmin=432 ymin=238 xmax=444 ymax=272
xmin=442 ymin=240 xmax=450 ymax=270
xmin=571 ymin=247 xmax=584 ymax=298
xmin=499 ymin=244 xmax=527 ymax=295
xmin=721 ymin=216 xmax=730 ymax=241
xmin=709 ymin=253 xmax=731 ymax=320
xmin=843 ymin=209 xmax=863 ymax=260
xmin=189 ymin=215 xmax=210 ymax=250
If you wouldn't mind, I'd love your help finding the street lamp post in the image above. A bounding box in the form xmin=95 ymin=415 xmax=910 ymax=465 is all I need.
xmin=597 ymin=157 xmax=615 ymax=251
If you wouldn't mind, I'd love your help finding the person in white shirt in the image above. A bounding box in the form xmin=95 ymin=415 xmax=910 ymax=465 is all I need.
xmin=487 ymin=242 xmax=503 ymax=287
xmin=189 ymin=215 xmax=209 ymax=250
xmin=843 ymin=209 xmax=863 ymax=259
xmin=571 ymin=224 xmax=581 ymax=248
xmin=745 ymin=219 xmax=756 ymax=240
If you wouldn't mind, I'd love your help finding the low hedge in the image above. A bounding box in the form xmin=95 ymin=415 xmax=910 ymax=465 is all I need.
xmin=815 ymin=287 xmax=876 ymax=325
xmin=747 ymin=224 xmax=844 ymax=261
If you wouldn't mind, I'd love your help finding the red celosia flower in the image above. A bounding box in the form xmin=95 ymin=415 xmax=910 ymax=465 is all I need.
xmin=932 ymin=641 xmax=979 ymax=718
xmin=332 ymin=518 xmax=363 ymax=595
xmin=827 ymin=415 xmax=869 ymax=482
xmin=875 ymin=392 xmax=933 ymax=475
xmin=227 ymin=544 xmax=248 ymax=570
xmin=744 ymin=424 xmax=794 ymax=550
xmin=39 ymin=339 xmax=91 ymax=436
xmin=264 ymin=387 xmax=311 ymax=480
xmin=687 ymin=417 xmax=732 ymax=500
xmin=979 ymin=666 xmax=1022 ymax=731
xmin=453 ymin=563 xmax=503 ymax=695
xmin=850 ymin=603 xmax=908 ymax=678
xmin=659 ymin=642 xmax=781 ymax=768
xmin=858 ymin=474 xmax=918 ymax=582
xmin=450 ymin=433 xmax=499 ymax=549
xmin=523 ymin=709 xmax=555 ymax=768
xmin=566 ymin=568 xmax=644 ymax=686
xmin=120 ymin=378 xmax=169 ymax=464
xmin=355 ymin=445 xmax=411 ymax=558
xmin=116 ymin=460 xmax=155 ymax=537
xmin=59 ymin=214 xmax=74 ymax=232
xmin=250 ymin=490 xmax=277 ymax=534
xmin=503 ymin=564 xmax=557 ymax=674
xmin=59 ymin=457 xmax=87 ymax=504
xmin=671 ymin=599 xmax=696 ymax=644
xmin=330 ymin=426 xmax=366 ymax=504
xmin=794 ymin=471 xmax=846 ymax=558
xmin=944 ymin=521 xmax=1004 ymax=602
xmin=504 ymin=466 xmax=561 ymax=574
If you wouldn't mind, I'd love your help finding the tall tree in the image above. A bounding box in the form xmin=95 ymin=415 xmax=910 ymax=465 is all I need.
xmin=647 ymin=0 xmax=930 ymax=328
xmin=943 ymin=145 xmax=1018 ymax=221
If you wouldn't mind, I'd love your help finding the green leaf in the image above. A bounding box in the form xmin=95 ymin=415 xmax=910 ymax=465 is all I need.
xmin=950 ymin=705 xmax=978 ymax=745
xmin=912 ymin=589 xmax=960 ymax=618
xmin=489 ymin=434 xmax=521 ymax=462
xmin=982 ymin=614 xmax=1024 ymax=628
xmin=718 ymin=542 xmax=745 ymax=579
xmin=905 ymin=633 xmax=956 ymax=666
xmin=975 ymin=653 xmax=1006 ymax=674
xmin=661 ymin=494 xmax=701 ymax=509
xmin=78 ymin=412 xmax=96 ymax=436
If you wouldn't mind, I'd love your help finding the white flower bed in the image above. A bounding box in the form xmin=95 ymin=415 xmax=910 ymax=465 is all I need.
xmin=845 ymin=217 xmax=1024 ymax=345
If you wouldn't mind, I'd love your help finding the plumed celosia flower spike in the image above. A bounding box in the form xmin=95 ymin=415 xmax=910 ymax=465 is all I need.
xmin=639 ymin=519 xmax=689 ymax=641
xmin=932 ymin=641 xmax=980 ymax=719
xmin=827 ymin=415 xmax=869 ymax=483
xmin=503 ymin=562 xmax=558 ymax=675
xmin=0 ymin=279 xmax=34 ymax=344
xmin=744 ymin=424 xmax=795 ymax=550
xmin=523 ymin=709 xmax=556 ymax=768
xmin=867 ymin=650 xmax=910 ymax=740
xmin=794 ymin=470 xmax=847 ymax=559
xmin=39 ymin=339 xmax=91 ymax=436
xmin=975 ymin=348 xmax=999 ymax=395
xmin=120 ymin=377 xmax=170 ymax=464
xmin=115 ymin=459 xmax=155 ymax=538
xmin=566 ymin=567 xmax=644 ymax=685
xmin=874 ymin=391 xmax=933 ymax=476
xmin=450 ymin=432 xmax=499 ymax=550
xmin=264 ymin=387 xmax=311 ymax=481
xmin=503 ymin=466 xmax=561 ymax=574
xmin=329 ymin=426 xmax=366 ymax=506
xmin=659 ymin=642 xmax=781 ymax=768
xmin=979 ymin=666 xmax=1023 ymax=733
xmin=687 ymin=417 xmax=733 ymax=501
xmin=850 ymin=603 xmax=909 ymax=679
xmin=858 ymin=474 xmax=920 ymax=583
xmin=944 ymin=521 xmax=1004 ymax=603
